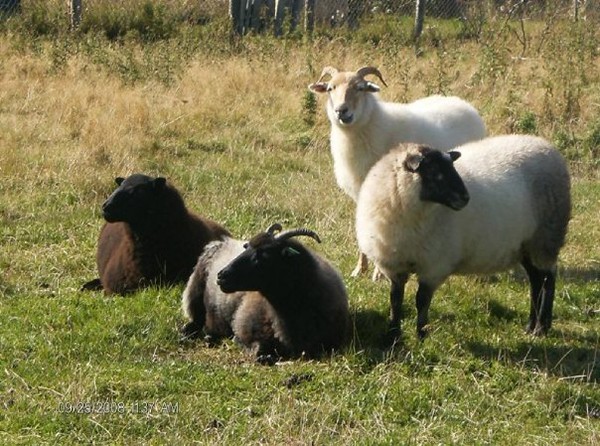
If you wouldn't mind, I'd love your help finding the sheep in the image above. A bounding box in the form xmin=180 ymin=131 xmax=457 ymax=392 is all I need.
xmin=355 ymin=135 xmax=571 ymax=340
xmin=308 ymin=66 xmax=486 ymax=279
xmin=82 ymin=173 xmax=230 ymax=295
xmin=181 ymin=223 xmax=350 ymax=364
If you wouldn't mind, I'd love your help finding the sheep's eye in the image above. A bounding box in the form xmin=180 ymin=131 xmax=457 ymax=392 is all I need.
xmin=243 ymin=243 xmax=249 ymax=249
xmin=327 ymin=85 xmax=335 ymax=92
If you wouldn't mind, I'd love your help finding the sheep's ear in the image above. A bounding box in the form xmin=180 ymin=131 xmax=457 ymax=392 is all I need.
xmin=448 ymin=151 xmax=461 ymax=162
xmin=115 ymin=177 xmax=125 ymax=186
xmin=282 ymin=246 xmax=301 ymax=258
xmin=153 ymin=177 xmax=167 ymax=189
xmin=404 ymin=153 xmax=424 ymax=172
xmin=358 ymin=81 xmax=380 ymax=93
xmin=308 ymin=82 xmax=328 ymax=94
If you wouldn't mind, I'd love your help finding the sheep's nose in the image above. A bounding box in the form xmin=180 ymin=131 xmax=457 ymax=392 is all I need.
xmin=216 ymin=268 xmax=227 ymax=284
xmin=335 ymin=105 xmax=349 ymax=116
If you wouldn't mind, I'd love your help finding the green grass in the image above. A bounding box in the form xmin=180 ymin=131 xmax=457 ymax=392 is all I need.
xmin=0 ymin=8 xmax=599 ymax=444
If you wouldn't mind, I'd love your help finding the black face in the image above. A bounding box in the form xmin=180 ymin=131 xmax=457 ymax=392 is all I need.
xmin=101 ymin=174 xmax=167 ymax=223
xmin=216 ymin=240 xmax=304 ymax=294
xmin=404 ymin=147 xmax=470 ymax=211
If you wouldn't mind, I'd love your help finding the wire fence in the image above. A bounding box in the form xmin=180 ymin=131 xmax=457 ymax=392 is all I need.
xmin=1 ymin=0 xmax=598 ymax=36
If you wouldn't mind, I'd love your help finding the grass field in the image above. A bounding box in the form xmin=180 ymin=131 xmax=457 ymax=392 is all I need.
xmin=0 ymin=7 xmax=599 ymax=444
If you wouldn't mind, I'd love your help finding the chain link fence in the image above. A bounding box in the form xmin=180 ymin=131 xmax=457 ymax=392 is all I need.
xmin=1 ymin=1 xmax=598 ymax=36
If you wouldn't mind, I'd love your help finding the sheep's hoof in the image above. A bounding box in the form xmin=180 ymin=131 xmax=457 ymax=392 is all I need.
xmin=81 ymin=278 xmax=103 ymax=292
xmin=180 ymin=322 xmax=202 ymax=340
xmin=350 ymin=266 xmax=366 ymax=278
xmin=203 ymin=334 xmax=220 ymax=347
xmin=256 ymin=354 xmax=278 ymax=366
xmin=383 ymin=326 xmax=402 ymax=347
xmin=527 ymin=323 xmax=549 ymax=337
xmin=417 ymin=327 xmax=429 ymax=341
xmin=371 ymin=268 xmax=384 ymax=282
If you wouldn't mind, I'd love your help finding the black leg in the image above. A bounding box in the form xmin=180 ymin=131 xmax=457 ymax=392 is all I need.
xmin=521 ymin=256 xmax=544 ymax=333
xmin=415 ymin=282 xmax=435 ymax=340
xmin=387 ymin=273 xmax=408 ymax=343
xmin=536 ymin=269 xmax=556 ymax=335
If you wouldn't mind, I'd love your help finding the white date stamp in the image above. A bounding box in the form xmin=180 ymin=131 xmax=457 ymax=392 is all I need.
xmin=57 ymin=400 xmax=179 ymax=415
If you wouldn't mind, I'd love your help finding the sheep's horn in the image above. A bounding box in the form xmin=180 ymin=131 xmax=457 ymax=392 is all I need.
xmin=316 ymin=66 xmax=339 ymax=83
xmin=356 ymin=66 xmax=388 ymax=87
xmin=266 ymin=223 xmax=283 ymax=236
xmin=276 ymin=228 xmax=322 ymax=244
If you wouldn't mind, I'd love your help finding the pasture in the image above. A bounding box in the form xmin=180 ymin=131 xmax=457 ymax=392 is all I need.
xmin=0 ymin=8 xmax=599 ymax=444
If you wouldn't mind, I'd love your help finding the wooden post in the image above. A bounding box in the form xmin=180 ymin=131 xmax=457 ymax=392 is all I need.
xmin=70 ymin=0 xmax=82 ymax=30
xmin=304 ymin=0 xmax=315 ymax=34
xmin=414 ymin=0 xmax=426 ymax=39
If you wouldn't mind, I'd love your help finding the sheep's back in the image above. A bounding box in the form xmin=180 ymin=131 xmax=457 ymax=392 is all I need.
xmin=455 ymin=135 xmax=571 ymax=268
xmin=357 ymin=135 xmax=570 ymax=283
xmin=401 ymin=95 xmax=486 ymax=149
xmin=447 ymin=135 xmax=570 ymax=272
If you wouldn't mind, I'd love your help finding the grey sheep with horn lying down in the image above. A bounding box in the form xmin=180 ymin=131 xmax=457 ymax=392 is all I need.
xmin=181 ymin=223 xmax=350 ymax=364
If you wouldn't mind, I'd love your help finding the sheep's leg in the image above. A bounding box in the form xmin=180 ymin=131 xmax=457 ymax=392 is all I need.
xmin=387 ymin=273 xmax=409 ymax=342
xmin=351 ymin=251 xmax=369 ymax=277
xmin=180 ymin=271 xmax=207 ymax=340
xmin=521 ymin=256 xmax=544 ymax=334
xmin=536 ymin=268 xmax=556 ymax=335
xmin=415 ymin=282 xmax=435 ymax=340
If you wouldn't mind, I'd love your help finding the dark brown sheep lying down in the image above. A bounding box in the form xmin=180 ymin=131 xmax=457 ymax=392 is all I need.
xmin=83 ymin=173 xmax=229 ymax=295
xmin=181 ymin=223 xmax=350 ymax=364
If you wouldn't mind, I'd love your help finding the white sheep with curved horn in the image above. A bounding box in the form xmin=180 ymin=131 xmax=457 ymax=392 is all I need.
xmin=309 ymin=65 xmax=486 ymax=279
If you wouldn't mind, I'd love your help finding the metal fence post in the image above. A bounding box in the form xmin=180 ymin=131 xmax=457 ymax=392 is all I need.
xmin=414 ymin=0 xmax=426 ymax=39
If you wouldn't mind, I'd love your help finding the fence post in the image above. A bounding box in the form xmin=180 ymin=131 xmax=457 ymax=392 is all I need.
xmin=230 ymin=0 xmax=243 ymax=34
xmin=250 ymin=0 xmax=263 ymax=31
xmin=290 ymin=0 xmax=302 ymax=30
xmin=414 ymin=0 xmax=426 ymax=39
xmin=304 ymin=0 xmax=315 ymax=34
xmin=274 ymin=0 xmax=288 ymax=36
xmin=70 ymin=0 xmax=82 ymax=29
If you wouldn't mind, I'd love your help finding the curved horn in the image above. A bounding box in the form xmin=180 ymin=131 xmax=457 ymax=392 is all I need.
xmin=356 ymin=66 xmax=388 ymax=87
xmin=276 ymin=228 xmax=322 ymax=244
xmin=316 ymin=66 xmax=339 ymax=83
xmin=266 ymin=223 xmax=283 ymax=236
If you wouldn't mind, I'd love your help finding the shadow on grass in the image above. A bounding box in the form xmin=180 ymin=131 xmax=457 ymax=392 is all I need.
xmin=349 ymin=301 xmax=599 ymax=382
xmin=347 ymin=308 xmax=394 ymax=364
xmin=559 ymin=265 xmax=600 ymax=283
xmin=466 ymin=329 xmax=600 ymax=382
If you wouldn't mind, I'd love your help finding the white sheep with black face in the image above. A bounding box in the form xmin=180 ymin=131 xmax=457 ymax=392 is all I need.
xmin=181 ymin=224 xmax=350 ymax=364
xmin=356 ymin=135 xmax=571 ymax=340
xmin=309 ymin=66 xmax=486 ymax=279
